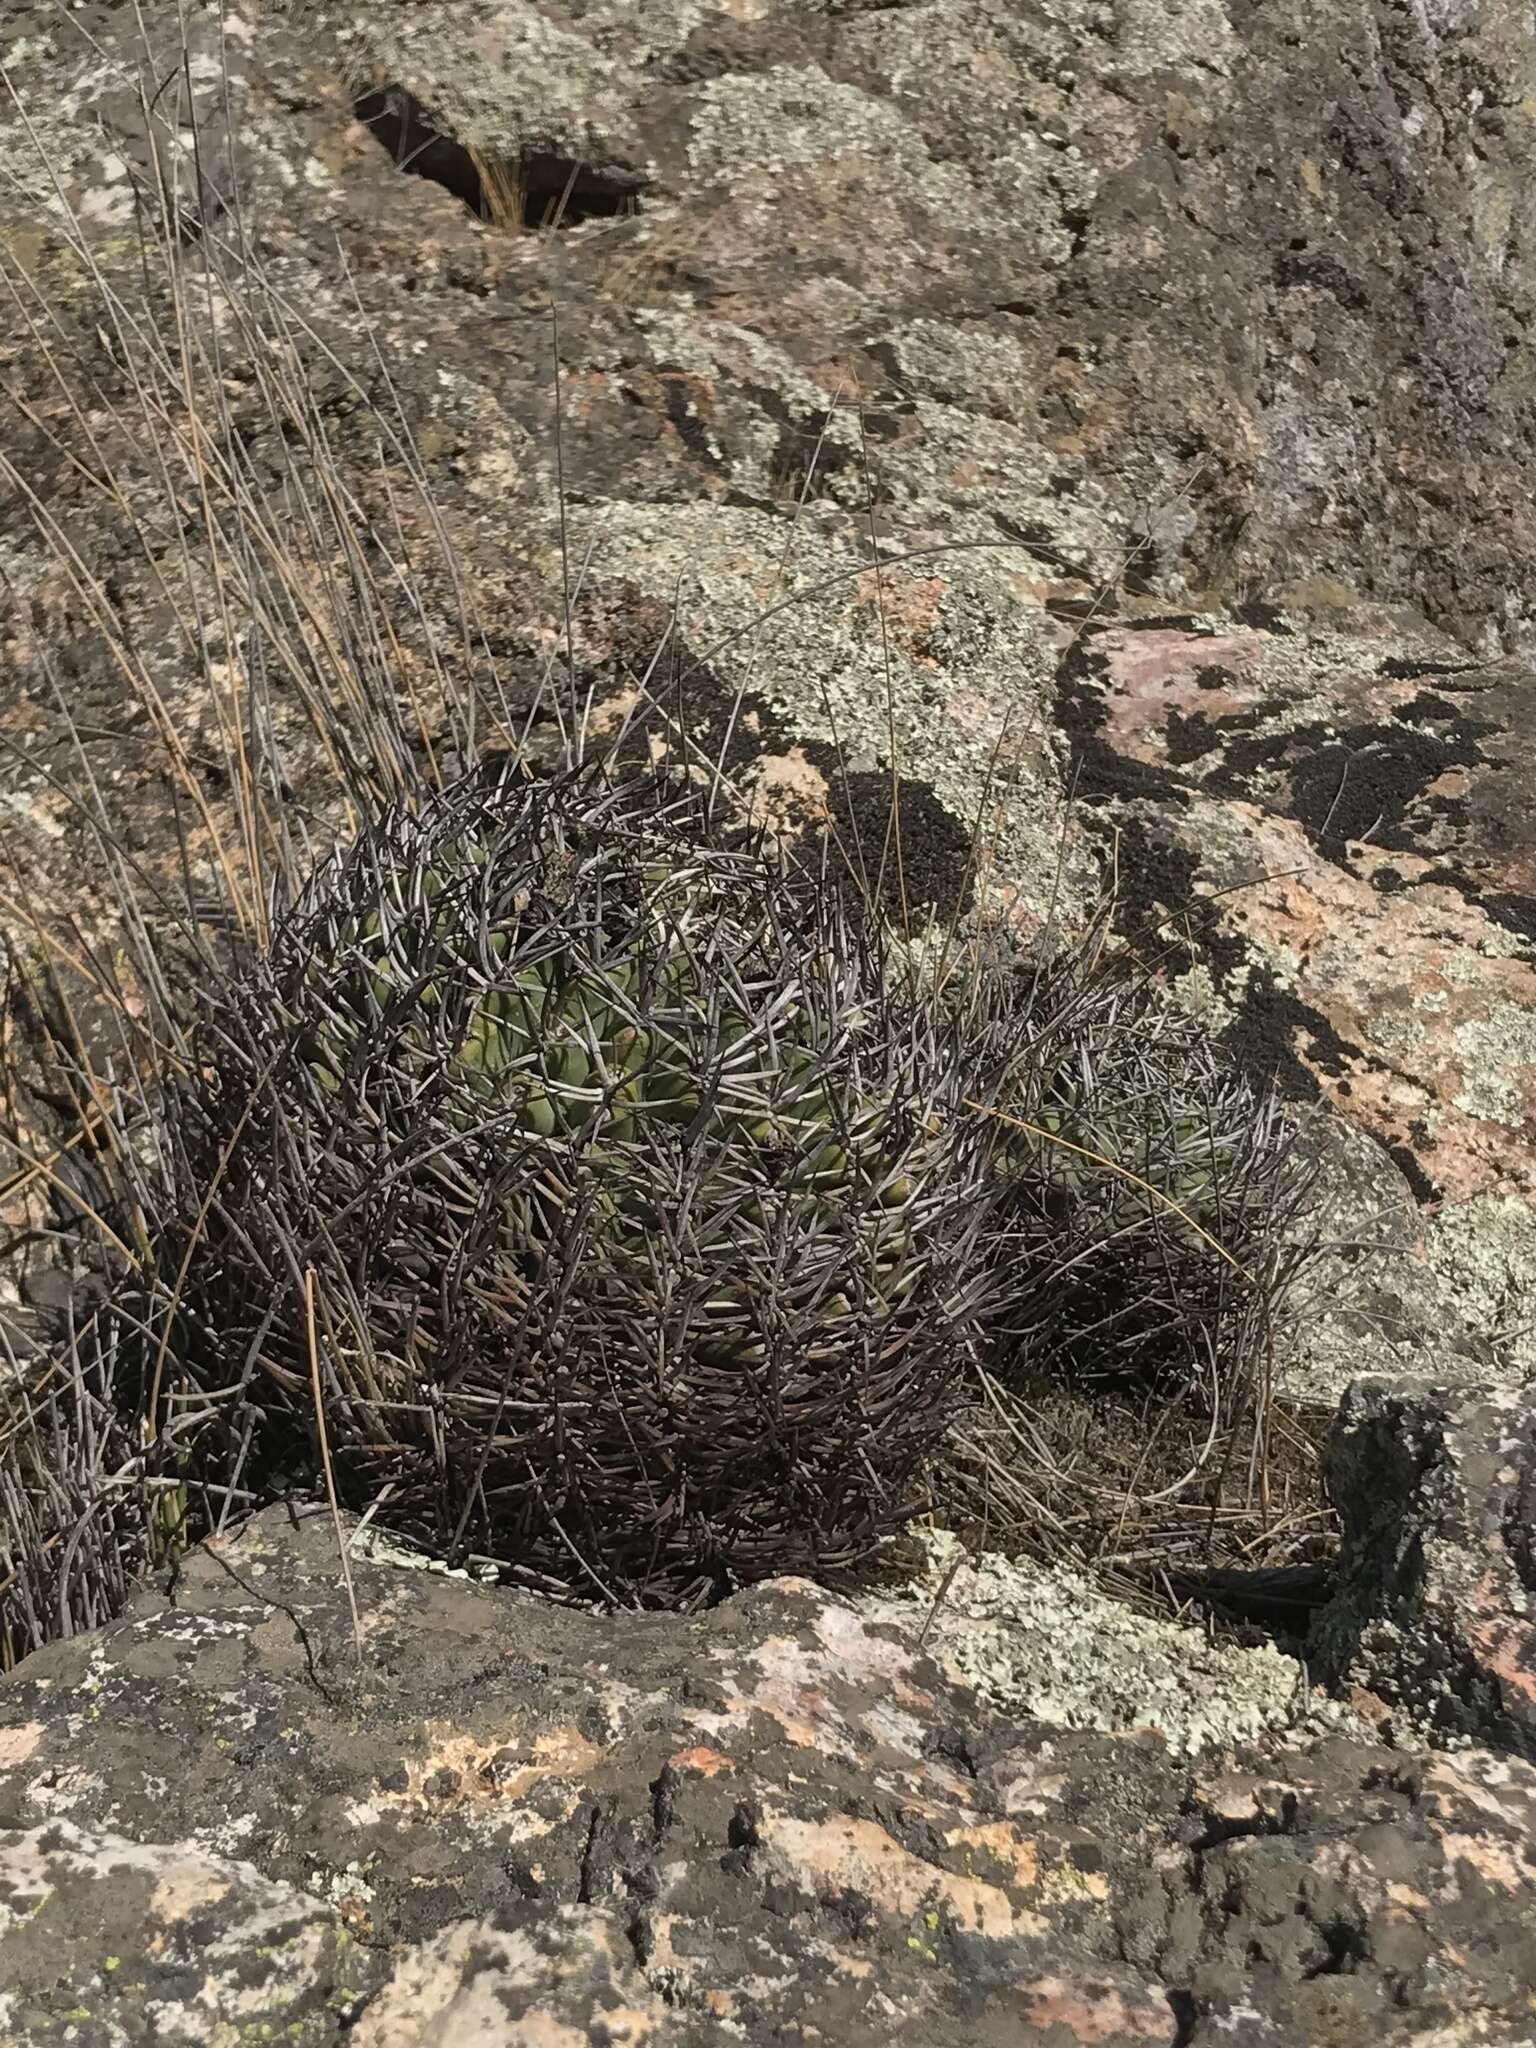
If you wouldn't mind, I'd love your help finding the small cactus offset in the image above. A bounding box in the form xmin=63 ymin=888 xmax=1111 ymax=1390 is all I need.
xmin=144 ymin=767 xmax=1007 ymax=1603
xmin=980 ymin=948 xmax=1318 ymax=1395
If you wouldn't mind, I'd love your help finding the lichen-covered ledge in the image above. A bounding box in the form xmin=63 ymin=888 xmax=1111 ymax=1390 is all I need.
xmin=2 ymin=1506 xmax=1535 ymax=2045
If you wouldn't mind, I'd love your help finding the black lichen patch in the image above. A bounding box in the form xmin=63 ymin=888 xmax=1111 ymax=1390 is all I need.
xmin=1285 ymin=711 xmax=1494 ymax=867
xmin=1163 ymin=704 xmax=1268 ymax=768
xmin=595 ymin=623 xmax=977 ymax=920
xmin=797 ymin=745 xmax=976 ymax=924
xmin=1051 ymin=632 xmax=1112 ymax=733
xmin=1161 ymin=712 xmax=1221 ymax=766
xmin=1482 ymin=893 xmax=1536 ymax=946
xmin=1377 ymin=654 xmax=1485 ymax=681
xmin=1045 ymin=637 xmax=1450 ymax=1117
xmin=1053 ymin=636 xmax=1194 ymax=808
xmin=739 ymin=382 xmax=863 ymax=499
xmin=1393 ymin=691 xmax=1466 ymax=725
xmin=1189 ymin=718 xmax=1317 ymax=804
xmin=1058 ymin=803 xmax=1255 ymax=994
xmin=1386 ymin=1141 xmax=1441 ymax=1207
xmin=1413 ymin=866 xmax=1536 ymax=949
xmin=1098 ymin=815 xmax=1201 ymax=937
xmin=1230 ymin=598 xmax=1296 ymax=634
xmin=657 ymin=375 xmax=731 ymax=473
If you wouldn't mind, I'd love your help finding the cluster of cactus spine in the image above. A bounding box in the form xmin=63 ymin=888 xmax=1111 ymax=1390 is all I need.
xmin=978 ymin=953 xmax=1315 ymax=1390
xmin=287 ymin=806 xmax=928 ymax=1209
xmin=137 ymin=767 xmax=1004 ymax=1600
xmin=6 ymin=764 xmax=1320 ymax=1639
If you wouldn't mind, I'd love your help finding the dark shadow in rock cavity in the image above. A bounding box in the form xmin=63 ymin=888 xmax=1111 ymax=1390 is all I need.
xmin=353 ymin=84 xmax=646 ymax=230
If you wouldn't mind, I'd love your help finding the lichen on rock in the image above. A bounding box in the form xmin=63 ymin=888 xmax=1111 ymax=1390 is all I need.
xmin=859 ymin=1531 xmax=1347 ymax=1755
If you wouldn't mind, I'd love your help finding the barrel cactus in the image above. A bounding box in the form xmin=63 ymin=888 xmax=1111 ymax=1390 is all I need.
xmin=141 ymin=767 xmax=1007 ymax=1603
xmin=979 ymin=948 xmax=1318 ymax=1394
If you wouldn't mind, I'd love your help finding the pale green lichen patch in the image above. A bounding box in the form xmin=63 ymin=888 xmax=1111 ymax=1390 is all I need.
xmin=543 ymin=0 xmax=721 ymax=61
xmin=688 ymin=65 xmax=927 ymax=182
xmin=845 ymin=0 xmax=1237 ymax=88
xmin=629 ymin=310 xmax=869 ymax=490
xmin=1475 ymin=922 xmax=1533 ymax=960
xmin=0 ymin=87 xmax=117 ymax=213
xmin=1111 ymin=0 xmax=1240 ymax=81
xmin=975 ymin=138 xmax=1100 ymax=269
xmin=864 ymin=1532 xmax=1347 ymax=1755
xmin=623 ymin=310 xmax=1120 ymax=560
xmin=883 ymin=317 xmax=1051 ymax=426
xmin=0 ymin=1820 xmax=372 ymax=2045
xmin=325 ymin=0 xmax=639 ymax=162
xmin=1427 ymin=1194 xmax=1536 ymax=1376
xmin=871 ymin=399 xmax=1118 ymax=568
xmin=351 ymin=1523 xmax=498 ymax=1583
xmin=1167 ymin=960 xmax=1235 ymax=1032
xmin=567 ymin=498 xmax=1089 ymax=921
xmin=307 ymin=1860 xmax=377 ymax=1912
xmin=1453 ymin=1002 xmax=1536 ymax=1126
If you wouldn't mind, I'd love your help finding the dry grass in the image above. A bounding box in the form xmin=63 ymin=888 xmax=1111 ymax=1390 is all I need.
xmin=932 ymin=1367 xmax=1332 ymax=1616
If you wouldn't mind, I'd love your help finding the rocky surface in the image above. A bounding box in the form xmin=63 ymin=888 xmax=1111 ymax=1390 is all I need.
xmin=1 ymin=8 xmax=1535 ymax=2030
xmin=1316 ymin=1374 xmax=1536 ymax=1758
xmin=0 ymin=0 xmax=1532 ymax=1393
xmin=0 ymin=1506 xmax=1533 ymax=2044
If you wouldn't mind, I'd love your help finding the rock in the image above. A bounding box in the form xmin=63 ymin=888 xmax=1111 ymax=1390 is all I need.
xmin=1061 ymin=617 xmax=1536 ymax=1216
xmin=1278 ymin=1113 xmax=1500 ymax=1409
xmin=1426 ymin=1194 xmax=1536 ymax=1383
xmin=1312 ymin=1376 xmax=1536 ymax=1757
xmin=856 ymin=1529 xmax=1336 ymax=1754
xmin=1 ymin=1507 xmax=1536 ymax=2042
xmin=0 ymin=1820 xmax=371 ymax=2045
